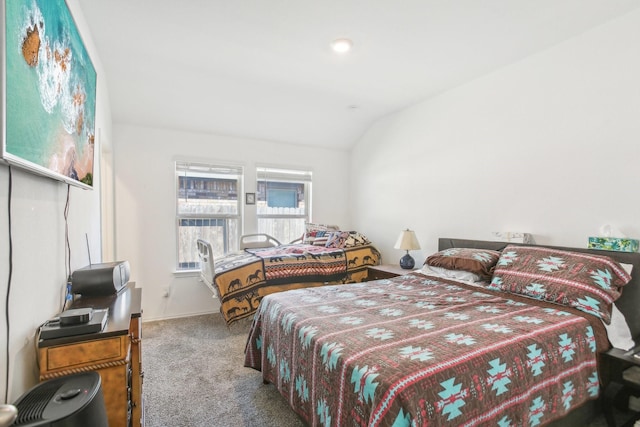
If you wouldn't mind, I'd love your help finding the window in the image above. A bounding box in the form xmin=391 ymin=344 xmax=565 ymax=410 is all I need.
xmin=256 ymin=167 xmax=312 ymax=243
xmin=176 ymin=162 xmax=242 ymax=270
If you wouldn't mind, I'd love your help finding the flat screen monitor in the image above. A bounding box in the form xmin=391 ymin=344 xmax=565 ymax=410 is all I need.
xmin=1 ymin=0 xmax=97 ymax=189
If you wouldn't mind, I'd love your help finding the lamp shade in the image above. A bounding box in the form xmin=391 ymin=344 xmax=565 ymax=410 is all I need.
xmin=394 ymin=229 xmax=421 ymax=251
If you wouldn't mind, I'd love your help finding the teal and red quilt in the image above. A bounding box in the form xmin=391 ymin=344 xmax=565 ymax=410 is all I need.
xmin=244 ymin=273 xmax=609 ymax=426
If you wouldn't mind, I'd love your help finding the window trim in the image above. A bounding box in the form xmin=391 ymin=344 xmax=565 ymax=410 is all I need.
xmin=256 ymin=165 xmax=312 ymax=243
xmin=175 ymin=160 xmax=244 ymax=271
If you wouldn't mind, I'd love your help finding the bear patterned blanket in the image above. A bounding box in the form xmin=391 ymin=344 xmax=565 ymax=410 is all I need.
xmin=244 ymin=273 xmax=609 ymax=426
xmin=212 ymin=244 xmax=381 ymax=324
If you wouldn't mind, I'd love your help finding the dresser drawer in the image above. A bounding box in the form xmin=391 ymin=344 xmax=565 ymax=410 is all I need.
xmin=43 ymin=336 xmax=129 ymax=371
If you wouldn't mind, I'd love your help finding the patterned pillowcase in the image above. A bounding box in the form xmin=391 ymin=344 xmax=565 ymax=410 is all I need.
xmin=342 ymin=231 xmax=371 ymax=248
xmin=312 ymin=230 xmax=331 ymax=246
xmin=303 ymin=223 xmax=337 ymax=244
xmin=488 ymin=245 xmax=631 ymax=323
xmin=424 ymin=248 xmax=501 ymax=280
xmin=303 ymin=230 xmax=318 ymax=245
xmin=325 ymin=231 xmax=371 ymax=248
xmin=325 ymin=231 xmax=348 ymax=248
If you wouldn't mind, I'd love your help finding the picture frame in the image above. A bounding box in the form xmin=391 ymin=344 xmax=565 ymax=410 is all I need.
xmin=1 ymin=0 xmax=98 ymax=189
xmin=245 ymin=192 xmax=256 ymax=205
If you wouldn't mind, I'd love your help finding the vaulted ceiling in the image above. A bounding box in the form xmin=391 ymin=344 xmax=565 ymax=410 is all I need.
xmin=79 ymin=0 xmax=640 ymax=150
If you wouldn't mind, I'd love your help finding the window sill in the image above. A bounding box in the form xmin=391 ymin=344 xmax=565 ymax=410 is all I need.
xmin=173 ymin=270 xmax=200 ymax=277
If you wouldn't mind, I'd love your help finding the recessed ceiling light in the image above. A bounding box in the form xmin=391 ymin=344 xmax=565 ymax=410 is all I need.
xmin=331 ymin=38 xmax=353 ymax=54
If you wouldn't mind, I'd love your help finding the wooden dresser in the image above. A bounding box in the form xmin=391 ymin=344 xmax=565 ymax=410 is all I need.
xmin=37 ymin=283 xmax=144 ymax=427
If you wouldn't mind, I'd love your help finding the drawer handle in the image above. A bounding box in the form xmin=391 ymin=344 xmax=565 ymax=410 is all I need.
xmin=40 ymin=359 xmax=129 ymax=380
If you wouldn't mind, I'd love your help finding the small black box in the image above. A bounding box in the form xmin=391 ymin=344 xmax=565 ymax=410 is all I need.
xmin=60 ymin=308 xmax=93 ymax=326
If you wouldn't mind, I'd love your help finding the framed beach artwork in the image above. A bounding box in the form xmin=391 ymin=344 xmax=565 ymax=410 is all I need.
xmin=1 ymin=0 xmax=97 ymax=189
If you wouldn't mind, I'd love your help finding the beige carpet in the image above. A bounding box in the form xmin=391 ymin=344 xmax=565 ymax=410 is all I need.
xmin=142 ymin=314 xmax=304 ymax=427
xmin=142 ymin=313 xmax=628 ymax=427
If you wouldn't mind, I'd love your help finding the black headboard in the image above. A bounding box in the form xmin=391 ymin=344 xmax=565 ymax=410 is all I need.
xmin=438 ymin=238 xmax=640 ymax=343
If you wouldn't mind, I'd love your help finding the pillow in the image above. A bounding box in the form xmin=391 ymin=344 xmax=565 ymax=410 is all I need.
xmin=312 ymin=230 xmax=331 ymax=246
xmin=488 ymin=245 xmax=631 ymax=324
xmin=606 ymin=304 xmax=635 ymax=350
xmin=303 ymin=230 xmax=317 ymax=245
xmin=325 ymin=231 xmax=348 ymax=248
xmin=303 ymin=223 xmax=337 ymax=244
xmin=621 ymin=262 xmax=634 ymax=276
xmin=421 ymin=265 xmax=482 ymax=283
xmin=604 ymin=262 xmax=635 ymax=349
xmin=325 ymin=231 xmax=371 ymax=248
xmin=342 ymin=231 xmax=371 ymax=248
xmin=424 ymin=248 xmax=501 ymax=280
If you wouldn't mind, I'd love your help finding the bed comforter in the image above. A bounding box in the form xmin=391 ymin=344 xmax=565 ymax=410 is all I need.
xmin=244 ymin=273 xmax=609 ymax=426
xmin=213 ymin=244 xmax=381 ymax=324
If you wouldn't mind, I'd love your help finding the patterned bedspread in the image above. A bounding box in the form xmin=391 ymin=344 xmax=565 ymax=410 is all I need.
xmin=244 ymin=273 xmax=609 ymax=426
xmin=213 ymin=244 xmax=381 ymax=324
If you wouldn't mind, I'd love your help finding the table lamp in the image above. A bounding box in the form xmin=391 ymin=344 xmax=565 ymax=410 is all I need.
xmin=394 ymin=229 xmax=421 ymax=269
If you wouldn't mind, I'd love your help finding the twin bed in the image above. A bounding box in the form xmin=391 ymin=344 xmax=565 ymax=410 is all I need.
xmin=242 ymin=238 xmax=640 ymax=426
xmin=198 ymin=233 xmax=381 ymax=324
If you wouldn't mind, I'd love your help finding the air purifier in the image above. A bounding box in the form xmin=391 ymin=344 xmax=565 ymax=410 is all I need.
xmin=12 ymin=372 xmax=108 ymax=426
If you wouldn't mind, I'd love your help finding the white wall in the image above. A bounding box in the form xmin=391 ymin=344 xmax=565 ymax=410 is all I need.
xmin=0 ymin=0 xmax=111 ymax=402
xmin=112 ymin=123 xmax=351 ymax=321
xmin=350 ymin=9 xmax=640 ymax=266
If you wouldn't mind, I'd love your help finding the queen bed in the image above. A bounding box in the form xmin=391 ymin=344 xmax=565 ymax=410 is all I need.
xmin=244 ymin=238 xmax=640 ymax=426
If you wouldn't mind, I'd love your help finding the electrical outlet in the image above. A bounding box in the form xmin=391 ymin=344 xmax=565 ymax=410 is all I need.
xmin=162 ymin=288 xmax=170 ymax=298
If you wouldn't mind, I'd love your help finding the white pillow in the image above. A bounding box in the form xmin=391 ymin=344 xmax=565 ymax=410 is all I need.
xmin=421 ymin=265 xmax=482 ymax=283
xmin=605 ymin=304 xmax=635 ymax=350
xmin=602 ymin=262 xmax=634 ymax=349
